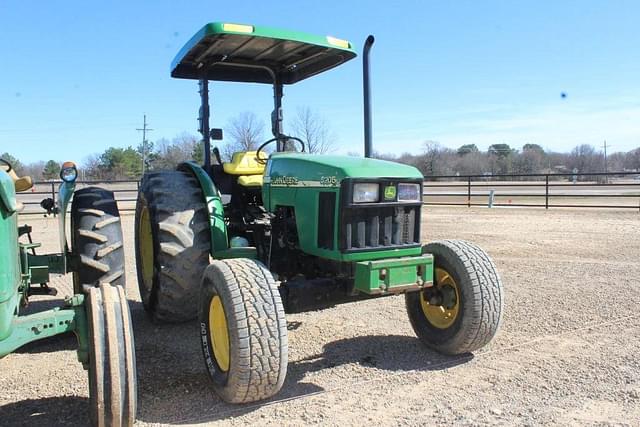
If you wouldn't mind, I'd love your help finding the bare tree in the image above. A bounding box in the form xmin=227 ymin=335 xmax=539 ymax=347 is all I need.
xmin=421 ymin=140 xmax=449 ymax=176
xmin=153 ymin=132 xmax=199 ymax=170
xmin=454 ymin=151 xmax=486 ymax=175
xmin=21 ymin=161 xmax=45 ymax=181
xmin=624 ymin=147 xmax=640 ymax=171
xmin=223 ymin=112 xmax=265 ymax=161
xmin=568 ymin=144 xmax=601 ymax=175
xmin=512 ymin=144 xmax=545 ymax=174
xmin=289 ymin=106 xmax=335 ymax=154
xmin=82 ymin=154 xmax=103 ymax=180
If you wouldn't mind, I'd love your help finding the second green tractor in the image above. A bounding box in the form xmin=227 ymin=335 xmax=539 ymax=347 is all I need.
xmin=135 ymin=22 xmax=504 ymax=402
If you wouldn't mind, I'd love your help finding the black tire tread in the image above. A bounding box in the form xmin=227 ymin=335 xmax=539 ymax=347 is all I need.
xmin=87 ymin=284 xmax=137 ymax=426
xmin=71 ymin=187 xmax=125 ymax=294
xmin=135 ymin=171 xmax=210 ymax=322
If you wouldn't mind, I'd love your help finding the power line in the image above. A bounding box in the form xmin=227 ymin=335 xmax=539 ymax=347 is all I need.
xmin=136 ymin=114 xmax=153 ymax=175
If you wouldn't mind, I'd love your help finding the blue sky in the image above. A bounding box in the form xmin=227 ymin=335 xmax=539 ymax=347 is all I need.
xmin=1 ymin=0 xmax=638 ymax=164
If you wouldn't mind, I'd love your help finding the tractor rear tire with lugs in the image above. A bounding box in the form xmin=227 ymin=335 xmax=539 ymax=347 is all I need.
xmin=71 ymin=187 xmax=125 ymax=294
xmin=86 ymin=284 xmax=137 ymax=427
xmin=405 ymin=240 xmax=503 ymax=355
xmin=199 ymin=258 xmax=288 ymax=403
xmin=135 ymin=171 xmax=210 ymax=322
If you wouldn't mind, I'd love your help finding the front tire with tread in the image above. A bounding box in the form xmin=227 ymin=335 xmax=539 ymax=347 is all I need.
xmin=86 ymin=284 xmax=137 ymax=427
xmin=199 ymin=258 xmax=288 ymax=403
xmin=406 ymin=240 xmax=504 ymax=355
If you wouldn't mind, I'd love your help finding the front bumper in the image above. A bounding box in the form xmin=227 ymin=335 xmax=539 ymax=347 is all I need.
xmin=354 ymin=254 xmax=433 ymax=295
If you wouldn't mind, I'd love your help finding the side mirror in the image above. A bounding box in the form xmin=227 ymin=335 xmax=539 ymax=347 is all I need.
xmin=60 ymin=161 xmax=78 ymax=183
xmin=211 ymin=128 xmax=223 ymax=140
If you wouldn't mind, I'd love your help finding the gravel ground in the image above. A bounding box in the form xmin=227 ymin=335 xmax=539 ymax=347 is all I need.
xmin=1 ymin=206 xmax=639 ymax=426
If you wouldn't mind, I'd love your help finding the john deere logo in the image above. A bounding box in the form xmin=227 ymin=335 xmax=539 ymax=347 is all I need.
xmin=384 ymin=185 xmax=396 ymax=200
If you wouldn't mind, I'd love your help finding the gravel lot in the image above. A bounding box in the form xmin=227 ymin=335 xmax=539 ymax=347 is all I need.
xmin=1 ymin=206 xmax=639 ymax=426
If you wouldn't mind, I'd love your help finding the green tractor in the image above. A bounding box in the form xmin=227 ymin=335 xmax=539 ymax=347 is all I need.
xmin=135 ymin=22 xmax=503 ymax=403
xmin=0 ymin=160 xmax=136 ymax=425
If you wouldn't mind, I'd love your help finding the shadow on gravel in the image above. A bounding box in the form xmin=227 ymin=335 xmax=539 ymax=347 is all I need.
xmin=7 ymin=299 xmax=474 ymax=425
xmin=14 ymin=331 xmax=77 ymax=355
xmin=288 ymin=334 xmax=473 ymax=375
xmin=0 ymin=396 xmax=88 ymax=427
xmin=135 ymin=327 xmax=473 ymax=425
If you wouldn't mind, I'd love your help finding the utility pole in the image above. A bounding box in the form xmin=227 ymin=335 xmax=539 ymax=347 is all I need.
xmin=136 ymin=115 xmax=153 ymax=175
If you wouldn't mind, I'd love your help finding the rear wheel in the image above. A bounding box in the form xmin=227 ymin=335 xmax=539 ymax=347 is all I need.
xmin=134 ymin=171 xmax=210 ymax=322
xmin=71 ymin=187 xmax=125 ymax=294
xmin=405 ymin=240 xmax=503 ymax=354
xmin=86 ymin=284 xmax=137 ymax=427
xmin=199 ymin=259 xmax=288 ymax=403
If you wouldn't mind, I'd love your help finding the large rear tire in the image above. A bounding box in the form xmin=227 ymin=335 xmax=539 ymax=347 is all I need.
xmin=71 ymin=187 xmax=125 ymax=294
xmin=86 ymin=284 xmax=137 ymax=427
xmin=134 ymin=171 xmax=210 ymax=322
xmin=405 ymin=240 xmax=504 ymax=355
xmin=199 ymin=259 xmax=288 ymax=403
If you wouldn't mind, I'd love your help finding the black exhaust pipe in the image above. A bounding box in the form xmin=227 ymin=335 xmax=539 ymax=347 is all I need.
xmin=363 ymin=35 xmax=375 ymax=158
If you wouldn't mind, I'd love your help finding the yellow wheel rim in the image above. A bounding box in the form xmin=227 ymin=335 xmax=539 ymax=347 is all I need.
xmin=208 ymin=296 xmax=230 ymax=372
xmin=138 ymin=205 xmax=154 ymax=288
xmin=420 ymin=267 xmax=460 ymax=329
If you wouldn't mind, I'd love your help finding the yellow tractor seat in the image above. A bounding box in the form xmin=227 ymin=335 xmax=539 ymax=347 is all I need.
xmin=237 ymin=175 xmax=264 ymax=187
xmin=223 ymin=151 xmax=266 ymax=175
xmin=1 ymin=165 xmax=33 ymax=193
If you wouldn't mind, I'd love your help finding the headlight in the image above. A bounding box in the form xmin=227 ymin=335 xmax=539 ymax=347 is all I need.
xmin=60 ymin=161 xmax=78 ymax=183
xmin=398 ymin=183 xmax=421 ymax=202
xmin=353 ymin=183 xmax=379 ymax=203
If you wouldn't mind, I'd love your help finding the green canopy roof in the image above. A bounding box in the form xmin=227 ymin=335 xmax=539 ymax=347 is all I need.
xmin=171 ymin=22 xmax=357 ymax=84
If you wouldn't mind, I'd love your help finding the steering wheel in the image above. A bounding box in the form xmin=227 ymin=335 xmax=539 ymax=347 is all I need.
xmin=256 ymin=136 xmax=306 ymax=164
xmin=0 ymin=158 xmax=13 ymax=173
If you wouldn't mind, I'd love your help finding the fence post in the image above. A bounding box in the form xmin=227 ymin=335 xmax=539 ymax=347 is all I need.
xmin=545 ymin=175 xmax=549 ymax=209
xmin=51 ymin=182 xmax=57 ymax=217
xmin=467 ymin=176 xmax=471 ymax=208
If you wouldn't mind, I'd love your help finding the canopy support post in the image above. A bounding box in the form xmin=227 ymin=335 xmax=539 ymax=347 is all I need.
xmin=271 ymin=77 xmax=285 ymax=152
xmin=198 ymin=78 xmax=211 ymax=170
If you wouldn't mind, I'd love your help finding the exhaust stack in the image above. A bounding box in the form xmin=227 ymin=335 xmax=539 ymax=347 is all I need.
xmin=363 ymin=35 xmax=375 ymax=158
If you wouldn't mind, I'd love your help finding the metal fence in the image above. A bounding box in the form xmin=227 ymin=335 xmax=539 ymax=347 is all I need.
xmin=18 ymin=179 xmax=140 ymax=214
xmin=17 ymin=171 xmax=640 ymax=214
xmin=423 ymin=171 xmax=640 ymax=210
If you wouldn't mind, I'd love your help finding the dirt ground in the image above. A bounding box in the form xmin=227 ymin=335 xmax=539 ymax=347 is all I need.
xmin=1 ymin=207 xmax=639 ymax=426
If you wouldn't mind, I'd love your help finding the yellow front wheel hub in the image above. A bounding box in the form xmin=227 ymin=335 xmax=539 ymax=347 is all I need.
xmin=209 ymin=296 xmax=230 ymax=372
xmin=420 ymin=268 xmax=460 ymax=329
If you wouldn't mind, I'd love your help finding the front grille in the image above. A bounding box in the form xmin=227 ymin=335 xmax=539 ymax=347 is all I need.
xmin=340 ymin=205 xmax=420 ymax=252
xmin=317 ymin=192 xmax=336 ymax=249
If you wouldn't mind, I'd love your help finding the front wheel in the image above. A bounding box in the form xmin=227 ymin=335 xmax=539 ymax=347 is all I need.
xmin=405 ymin=240 xmax=504 ymax=355
xmin=199 ymin=258 xmax=288 ymax=403
xmin=86 ymin=284 xmax=137 ymax=426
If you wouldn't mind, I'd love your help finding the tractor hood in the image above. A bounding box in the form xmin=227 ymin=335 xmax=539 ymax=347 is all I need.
xmin=266 ymin=153 xmax=422 ymax=185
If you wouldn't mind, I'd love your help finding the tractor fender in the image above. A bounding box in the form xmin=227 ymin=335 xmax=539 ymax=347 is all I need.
xmin=0 ymin=171 xmax=19 ymax=341
xmin=177 ymin=162 xmax=229 ymax=254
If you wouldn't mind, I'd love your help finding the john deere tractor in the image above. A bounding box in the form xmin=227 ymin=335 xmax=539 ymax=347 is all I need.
xmin=0 ymin=159 xmax=136 ymax=426
xmin=135 ymin=22 xmax=503 ymax=403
